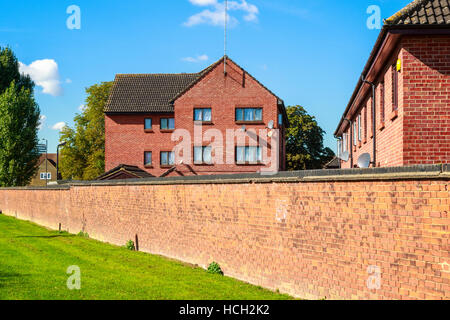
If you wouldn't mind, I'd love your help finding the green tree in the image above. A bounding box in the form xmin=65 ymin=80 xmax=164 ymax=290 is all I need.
xmin=0 ymin=47 xmax=40 ymax=187
xmin=286 ymin=105 xmax=334 ymax=170
xmin=59 ymin=81 xmax=113 ymax=180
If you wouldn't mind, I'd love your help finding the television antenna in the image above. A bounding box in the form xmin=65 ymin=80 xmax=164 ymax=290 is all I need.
xmin=224 ymin=0 xmax=228 ymax=75
xmin=357 ymin=153 xmax=371 ymax=168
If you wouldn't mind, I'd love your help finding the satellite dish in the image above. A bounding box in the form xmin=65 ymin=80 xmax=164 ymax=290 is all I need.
xmin=268 ymin=130 xmax=273 ymax=138
xmin=339 ymin=151 xmax=349 ymax=162
xmin=357 ymin=153 xmax=371 ymax=168
xmin=268 ymin=120 xmax=274 ymax=130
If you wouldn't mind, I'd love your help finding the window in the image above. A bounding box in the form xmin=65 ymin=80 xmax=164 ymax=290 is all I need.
xmin=161 ymin=118 xmax=175 ymax=130
xmin=236 ymin=146 xmax=263 ymax=164
xmin=380 ymin=82 xmax=385 ymax=122
xmin=144 ymin=152 xmax=152 ymax=166
xmin=278 ymin=113 xmax=283 ymax=126
xmin=144 ymin=118 xmax=152 ymax=130
xmin=160 ymin=151 xmax=175 ymax=166
xmin=235 ymin=108 xmax=263 ymax=122
xmin=364 ymin=106 xmax=367 ymax=140
xmin=353 ymin=121 xmax=357 ymax=146
xmin=392 ymin=65 xmax=398 ymax=111
xmin=40 ymin=172 xmax=51 ymax=180
xmin=343 ymin=133 xmax=348 ymax=152
xmin=194 ymin=146 xmax=212 ymax=164
xmin=194 ymin=108 xmax=212 ymax=122
xmin=358 ymin=114 xmax=362 ymax=142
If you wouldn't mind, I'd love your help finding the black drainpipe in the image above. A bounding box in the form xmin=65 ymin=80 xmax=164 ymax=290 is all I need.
xmin=361 ymin=76 xmax=377 ymax=168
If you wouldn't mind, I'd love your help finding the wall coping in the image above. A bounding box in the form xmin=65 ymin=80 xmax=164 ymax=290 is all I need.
xmin=1 ymin=164 xmax=449 ymax=190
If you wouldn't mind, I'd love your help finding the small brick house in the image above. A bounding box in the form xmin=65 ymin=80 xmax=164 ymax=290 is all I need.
xmin=335 ymin=0 xmax=450 ymax=168
xmin=104 ymin=56 xmax=287 ymax=177
xmin=29 ymin=154 xmax=57 ymax=186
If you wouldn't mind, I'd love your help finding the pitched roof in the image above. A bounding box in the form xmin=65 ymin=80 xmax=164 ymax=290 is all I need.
xmin=104 ymin=56 xmax=286 ymax=117
xmin=96 ymin=164 xmax=154 ymax=180
xmin=385 ymin=0 xmax=450 ymax=25
xmin=104 ymin=73 xmax=200 ymax=113
xmin=38 ymin=153 xmax=57 ymax=167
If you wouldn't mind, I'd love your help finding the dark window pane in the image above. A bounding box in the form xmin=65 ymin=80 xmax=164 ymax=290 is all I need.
xmin=194 ymin=109 xmax=202 ymax=121
xmin=168 ymin=118 xmax=175 ymax=129
xmin=244 ymin=109 xmax=253 ymax=121
xmin=145 ymin=118 xmax=152 ymax=130
xmin=161 ymin=118 xmax=168 ymax=130
xmin=236 ymin=109 xmax=243 ymax=121
xmin=255 ymin=109 xmax=262 ymax=121
xmin=144 ymin=152 xmax=152 ymax=165
xmin=161 ymin=152 xmax=168 ymax=165
xmin=203 ymin=109 xmax=212 ymax=121
xmin=169 ymin=152 xmax=175 ymax=165
xmin=194 ymin=147 xmax=202 ymax=163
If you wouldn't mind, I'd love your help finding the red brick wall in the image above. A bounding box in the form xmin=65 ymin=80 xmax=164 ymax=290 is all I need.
xmin=1 ymin=177 xmax=448 ymax=300
xmin=340 ymin=35 xmax=450 ymax=169
xmin=105 ymin=59 xmax=285 ymax=177
xmin=402 ymin=36 xmax=450 ymax=165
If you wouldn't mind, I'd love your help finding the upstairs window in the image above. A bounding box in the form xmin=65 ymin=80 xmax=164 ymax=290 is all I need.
xmin=144 ymin=118 xmax=152 ymax=130
xmin=358 ymin=114 xmax=362 ymax=142
xmin=161 ymin=118 xmax=175 ymax=130
xmin=392 ymin=65 xmax=398 ymax=111
xmin=235 ymin=108 xmax=263 ymax=122
xmin=40 ymin=172 xmax=51 ymax=180
xmin=236 ymin=146 xmax=262 ymax=164
xmin=194 ymin=146 xmax=212 ymax=164
xmin=278 ymin=113 xmax=283 ymax=126
xmin=194 ymin=108 xmax=212 ymax=122
xmin=353 ymin=121 xmax=357 ymax=146
xmin=160 ymin=151 xmax=175 ymax=166
xmin=144 ymin=151 xmax=152 ymax=166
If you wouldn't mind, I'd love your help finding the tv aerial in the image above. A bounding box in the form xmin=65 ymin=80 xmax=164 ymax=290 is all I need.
xmin=357 ymin=153 xmax=371 ymax=168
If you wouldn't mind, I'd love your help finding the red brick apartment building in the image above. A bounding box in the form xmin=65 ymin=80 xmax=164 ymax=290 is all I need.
xmin=335 ymin=0 xmax=450 ymax=168
xmin=104 ymin=56 xmax=287 ymax=177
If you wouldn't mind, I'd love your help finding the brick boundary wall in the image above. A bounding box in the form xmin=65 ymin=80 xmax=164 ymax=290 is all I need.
xmin=0 ymin=165 xmax=449 ymax=300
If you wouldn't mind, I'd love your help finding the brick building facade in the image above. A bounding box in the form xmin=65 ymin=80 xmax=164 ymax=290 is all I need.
xmin=335 ymin=0 xmax=450 ymax=168
xmin=104 ymin=57 xmax=287 ymax=177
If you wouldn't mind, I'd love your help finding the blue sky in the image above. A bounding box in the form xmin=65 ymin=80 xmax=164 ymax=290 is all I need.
xmin=0 ymin=0 xmax=411 ymax=153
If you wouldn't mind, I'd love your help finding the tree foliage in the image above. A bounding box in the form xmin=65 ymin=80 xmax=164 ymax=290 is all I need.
xmin=285 ymin=105 xmax=334 ymax=170
xmin=59 ymin=81 xmax=113 ymax=180
xmin=0 ymin=47 xmax=40 ymax=187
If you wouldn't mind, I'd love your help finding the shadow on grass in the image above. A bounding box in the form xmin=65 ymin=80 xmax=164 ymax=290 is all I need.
xmin=14 ymin=235 xmax=75 ymax=239
xmin=0 ymin=271 xmax=29 ymax=289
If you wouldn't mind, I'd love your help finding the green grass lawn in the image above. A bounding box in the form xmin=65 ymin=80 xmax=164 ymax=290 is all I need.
xmin=0 ymin=214 xmax=292 ymax=300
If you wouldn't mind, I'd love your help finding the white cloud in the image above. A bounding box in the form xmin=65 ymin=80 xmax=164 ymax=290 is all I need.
xmin=182 ymin=54 xmax=209 ymax=63
xmin=65 ymin=78 xmax=72 ymax=84
xmin=51 ymin=122 xmax=66 ymax=131
xmin=19 ymin=59 xmax=63 ymax=96
xmin=38 ymin=115 xmax=46 ymax=130
xmin=184 ymin=0 xmax=258 ymax=27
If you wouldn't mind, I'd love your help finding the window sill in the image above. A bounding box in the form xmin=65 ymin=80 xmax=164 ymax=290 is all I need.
xmin=144 ymin=129 xmax=154 ymax=133
xmin=390 ymin=110 xmax=398 ymax=121
xmin=160 ymin=165 xmax=175 ymax=169
xmin=358 ymin=141 xmax=362 ymax=148
xmin=144 ymin=165 xmax=154 ymax=169
xmin=194 ymin=121 xmax=214 ymax=126
xmin=235 ymin=121 xmax=265 ymax=125
xmin=378 ymin=122 xmax=385 ymax=131
xmin=194 ymin=163 xmax=214 ymax=166
xmin=160 ymin=129 xmax=175 ymax=133
xmin=236 ymin=162 xmax=265 ymax=166
xmin=363 ymin=138 xmax=367 ymax=144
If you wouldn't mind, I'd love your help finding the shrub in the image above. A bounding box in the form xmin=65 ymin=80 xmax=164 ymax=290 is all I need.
xmin=125 ymin=240 xmax=135 ymax=251
xmin=207 ymin=262 xmax=223 ymax=275
xmin=77 ymin=231 xmax=89 ymax=238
